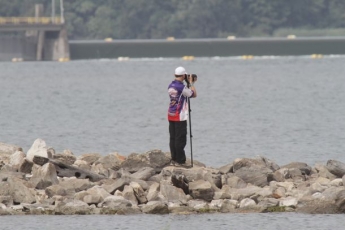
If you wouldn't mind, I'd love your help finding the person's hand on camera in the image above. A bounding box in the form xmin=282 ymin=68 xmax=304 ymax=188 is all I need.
xmin=188 ymin=75 xmax=196 ymax=85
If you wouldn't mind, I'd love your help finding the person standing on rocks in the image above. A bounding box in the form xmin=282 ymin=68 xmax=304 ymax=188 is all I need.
xmin=167 ymin=66 xmax=197 ymax=166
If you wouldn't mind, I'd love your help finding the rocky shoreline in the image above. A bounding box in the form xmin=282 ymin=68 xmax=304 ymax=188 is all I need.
xmin=1 ymin=139 xmax=345 ymax=215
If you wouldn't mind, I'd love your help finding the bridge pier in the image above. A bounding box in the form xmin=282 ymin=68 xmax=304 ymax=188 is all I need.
xmin=36 ymin=30 xmax=45 ymax=61
xmin=0 ymin=4 xmax=70 ymax=62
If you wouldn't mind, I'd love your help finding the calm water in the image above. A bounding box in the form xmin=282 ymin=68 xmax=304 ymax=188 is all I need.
xmin=1 ymin=56 xmax=345 ymax=228
xmin=0 ymin=213 xmax=345 ymax=230
xmin=1 ymin=56 xmax=345 ymax=168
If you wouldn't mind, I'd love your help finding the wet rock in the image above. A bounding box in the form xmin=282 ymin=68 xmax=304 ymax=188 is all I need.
xmin=141 ymin=201 xmax=169 ymax=214
xmin=279 ymin=197 xmax=298 ymax=207
xmin=219 ymin=199 xmax=238 ymax=213
xmin=100 ymin=195 xmax=132 ymax=209
xmin=55 ymin=200 xmax=92 ymax=215
xmin=239 ymin=198 xmax=256 ymax=208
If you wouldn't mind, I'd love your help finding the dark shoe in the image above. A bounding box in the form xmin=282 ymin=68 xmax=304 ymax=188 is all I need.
xmin=175 ymin=162 xmax=190 ymax=168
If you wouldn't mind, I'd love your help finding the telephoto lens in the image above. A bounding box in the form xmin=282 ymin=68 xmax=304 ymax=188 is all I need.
xmin=191 ymin=74 xmax=197 ymax=81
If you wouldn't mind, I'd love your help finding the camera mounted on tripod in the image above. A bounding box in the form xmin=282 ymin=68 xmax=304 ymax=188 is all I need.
xmin=184 ymin=74 xmax=197 ymax=86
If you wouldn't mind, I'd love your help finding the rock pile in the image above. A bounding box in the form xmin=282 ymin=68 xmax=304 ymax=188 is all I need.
xmin=1 ymin=139 xmax=345 ymax=215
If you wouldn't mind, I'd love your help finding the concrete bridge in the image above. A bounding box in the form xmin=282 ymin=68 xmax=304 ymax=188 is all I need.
xmin=0 ymin=17 xmax=64 ymax=31
xmin=0 ymin=5 xmax=70 ymax=61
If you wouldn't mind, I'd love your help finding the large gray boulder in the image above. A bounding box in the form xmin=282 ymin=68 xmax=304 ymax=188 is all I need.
xmin=234 ymin=166 xmax=273 ymax=187
xmin=225 ymin=175 xmax=247 ymax=188
xmin=100 ymin=195 xmax=132 ymax=209
xmin=160 ymin=182 xmax=188 ymax=203
xmin=233 ymin=157 xmax=279 ymax=172
xmin=102 ymin=177 xmax=132 ymax=194
xmin=130 ymin=167 xmax=156 ymax=181
xmin=94 ymin=152 xmax=125 ymax=171
xmin=130 ymin=182 xmax=147 ymax=204
xmin=0 ymin=177 xmax=36 ymax=204
xmin=45 ymin=184 xmax=67 ymax=198
xmin=280 ymin=162 xmax=312 ymax=175
xmin=189 ymin=180 xmax=214 ymax=202
xmin=122 ymin=185 xmax=138 ymax=205
xmin=53 ymin=150 xmax=76 ymax=165
xmin=326 ymin=160 xmax=345 ymax=178
xmin=9 ymin=150 xmax=26 ymax=170
xmin=314 ymin=163 xmax=337 ymax=180
xmin=55 ymin=200 xmax=92 ymax=215
xmin=59 ymin=178 xmax=94 ymax=194
xmin=0 ymin=142 xmax=21 ymax=155
xmin=30 ymin=163 xmax=59 ymax=189
xmin=141 ymin=201 xmax=169 ymax=214
xmin=120 ymin=149 xmax=170 ymax=173
xmin=146 ymin=182 xmax=160 ymax=202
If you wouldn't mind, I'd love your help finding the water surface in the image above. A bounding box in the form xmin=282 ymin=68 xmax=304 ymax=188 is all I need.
xmin=1 ymin=56 xmax=345 ymax=168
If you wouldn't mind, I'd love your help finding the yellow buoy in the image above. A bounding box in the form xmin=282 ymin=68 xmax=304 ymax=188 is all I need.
xmin=227 ymin=36 xmax=236 ymax=40
xmin=12 ymin=57 xmax=23 ymax=62
xmin=241 ymin=55 xmax=254 ymax=60
xmin=118 ymin=57 xmax=129 ymax=61
xmin=311 ymin=54 xmax=323 ymax=59
xmin=104 ymin=38 xmax=113 ymax=42
xmin=182 ymin=56 xmax=195 ymax=60
xmin=287 ymin=35 xmax=296 ymax=39
xmin=166 ymin=37 xmax=175 ymax=41
xmin=58 ymin=57 xmax=70 ymax=62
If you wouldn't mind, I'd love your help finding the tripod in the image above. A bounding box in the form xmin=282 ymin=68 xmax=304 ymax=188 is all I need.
xmin=187 ymin=84 xmax=194 ymax=167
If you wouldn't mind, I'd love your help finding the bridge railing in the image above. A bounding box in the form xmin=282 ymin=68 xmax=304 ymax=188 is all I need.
xmin=0 ymin=17 xmax=62 ymax=25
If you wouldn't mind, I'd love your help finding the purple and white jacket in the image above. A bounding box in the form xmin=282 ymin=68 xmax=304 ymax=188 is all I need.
xmin=167 ymin=80 xmax=194 ymax=121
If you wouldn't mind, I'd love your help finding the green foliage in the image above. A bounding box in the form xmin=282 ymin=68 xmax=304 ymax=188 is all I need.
xmin=1 ymin=0 xmax=345 ymax=39
xmin=265 ymin=206 xmax=287 ymax=213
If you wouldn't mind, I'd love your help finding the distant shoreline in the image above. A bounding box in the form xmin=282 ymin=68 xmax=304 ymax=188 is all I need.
xmin=69 ymin=37 xmax=345 ymax=60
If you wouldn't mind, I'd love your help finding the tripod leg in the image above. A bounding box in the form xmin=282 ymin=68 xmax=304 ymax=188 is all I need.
xmin=188 ymin=97 xmax=193 ymax=167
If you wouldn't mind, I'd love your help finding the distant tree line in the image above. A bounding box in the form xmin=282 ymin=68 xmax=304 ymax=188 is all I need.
xmin=1 ymin=0 xmax=345 ymax=39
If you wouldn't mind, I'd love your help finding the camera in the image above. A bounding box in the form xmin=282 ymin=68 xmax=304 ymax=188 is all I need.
xmin=184 ymin=74 xmax=197 ymax=84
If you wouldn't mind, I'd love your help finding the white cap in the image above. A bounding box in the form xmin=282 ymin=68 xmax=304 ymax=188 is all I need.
xmin=175 ymin=66 xmax=187 ymax=75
